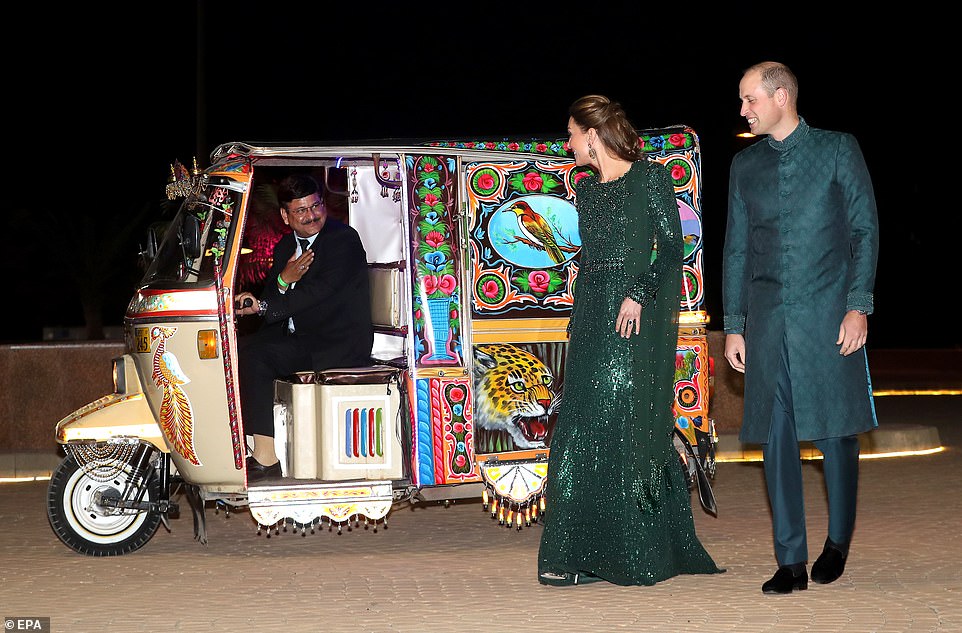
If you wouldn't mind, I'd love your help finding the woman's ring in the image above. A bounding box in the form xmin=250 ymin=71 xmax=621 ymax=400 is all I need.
xmin=627 ymin=319 xmax=633 ymax=325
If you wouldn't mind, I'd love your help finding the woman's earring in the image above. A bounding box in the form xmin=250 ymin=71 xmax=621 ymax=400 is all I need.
xmin=588 ymin=143 xmax=597 ymax=160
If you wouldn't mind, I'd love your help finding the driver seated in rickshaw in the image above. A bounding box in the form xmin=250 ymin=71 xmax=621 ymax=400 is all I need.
xmin=234 ymin=173 xmax=374 ymax=481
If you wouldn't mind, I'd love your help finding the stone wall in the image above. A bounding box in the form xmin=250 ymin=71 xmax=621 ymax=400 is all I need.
xmin=0 ymin=342 xmax=124 ymax=452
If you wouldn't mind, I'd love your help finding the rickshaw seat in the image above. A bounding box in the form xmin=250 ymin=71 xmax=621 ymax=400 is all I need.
xmin=290 ymin=364 xmax=399 ymax=385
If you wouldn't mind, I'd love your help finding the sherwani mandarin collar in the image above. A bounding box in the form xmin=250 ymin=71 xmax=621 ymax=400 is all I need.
xmin=767 ymin=117 xmax=809 ymax=152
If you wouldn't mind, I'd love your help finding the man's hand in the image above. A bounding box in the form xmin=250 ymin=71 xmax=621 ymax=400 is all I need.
xmin=234 ymin=291 xmax=259 ymax=316
xmin=281 ymin=249 xmax=314 ymax=286
xmin=725 ymin=333 xmax=746 ymax=373
xmin=837 ymin=310 xmax=868 ymax=356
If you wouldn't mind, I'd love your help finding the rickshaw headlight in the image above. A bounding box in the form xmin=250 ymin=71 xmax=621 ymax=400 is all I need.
xmin=197 ymin=330 xmax=219 ymax=359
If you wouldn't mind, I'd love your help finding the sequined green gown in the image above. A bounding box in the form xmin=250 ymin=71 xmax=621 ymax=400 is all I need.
xmin=537 ymin=160 xmax=721 ymax=585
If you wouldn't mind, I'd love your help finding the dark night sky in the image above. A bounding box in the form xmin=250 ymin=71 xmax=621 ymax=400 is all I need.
xmin=4 ymin=7 xmax=955 ymax=349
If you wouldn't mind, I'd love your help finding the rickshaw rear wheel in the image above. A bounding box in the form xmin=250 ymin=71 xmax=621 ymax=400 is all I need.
xmin=46 ymin=455 xmax=161 ymax=556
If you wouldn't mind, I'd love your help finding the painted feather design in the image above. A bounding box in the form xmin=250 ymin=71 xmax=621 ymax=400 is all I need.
xmin=150 ymin=326 xmax=201 ymax=465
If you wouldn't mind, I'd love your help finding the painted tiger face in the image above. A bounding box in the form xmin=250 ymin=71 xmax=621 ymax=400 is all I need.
xmin=473 ymin=343 xmax=557 ymax=449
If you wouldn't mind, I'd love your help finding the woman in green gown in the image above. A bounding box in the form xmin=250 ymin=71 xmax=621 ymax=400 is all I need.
xmin=537 ymin=95 xmax=722 ymax=586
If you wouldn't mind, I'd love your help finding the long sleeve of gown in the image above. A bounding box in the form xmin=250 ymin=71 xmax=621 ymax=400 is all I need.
xmin=626 ymin=164 xmax=682 ymax=306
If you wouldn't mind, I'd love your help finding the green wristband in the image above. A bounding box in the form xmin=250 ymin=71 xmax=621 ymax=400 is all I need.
xmin=277 ymin=274 xmax=290 ymax=289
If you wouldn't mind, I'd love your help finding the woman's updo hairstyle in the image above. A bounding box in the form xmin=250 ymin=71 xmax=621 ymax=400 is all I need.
xmin=569 ymin=95 xmax=644 ymax=162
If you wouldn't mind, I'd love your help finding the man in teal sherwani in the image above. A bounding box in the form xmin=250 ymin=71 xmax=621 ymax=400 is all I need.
xmin=722 ymin=61 xmax=879 ymax=595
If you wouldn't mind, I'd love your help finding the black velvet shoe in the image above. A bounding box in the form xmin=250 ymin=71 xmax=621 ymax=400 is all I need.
xmin=246 ymin=456 xmax=281 ymax=482
xmin=811 ymin=539 xmax=848 ymax=584
xmin=762 ymin=566 xmax=808 ymax=594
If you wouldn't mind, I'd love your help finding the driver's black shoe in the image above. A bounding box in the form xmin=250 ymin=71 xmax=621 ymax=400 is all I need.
xmin=246 ymin=456 xmax=281 ymax=482
xmin=762 ymin=565 xmax=808 ymax=594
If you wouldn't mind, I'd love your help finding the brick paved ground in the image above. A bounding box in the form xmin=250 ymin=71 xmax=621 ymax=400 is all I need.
xmin=1 ymin=395 xmax=959 ymax=633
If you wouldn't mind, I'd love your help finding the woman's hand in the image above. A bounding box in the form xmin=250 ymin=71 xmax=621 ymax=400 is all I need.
xmin=616 ymin=297 xmax=642 ymax=338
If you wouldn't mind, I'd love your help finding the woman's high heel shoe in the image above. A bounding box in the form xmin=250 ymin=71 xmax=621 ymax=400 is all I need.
xmin=538 ymin=570 xmax=603 ymax=586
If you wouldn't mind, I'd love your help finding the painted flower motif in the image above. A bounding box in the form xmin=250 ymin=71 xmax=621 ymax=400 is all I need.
xmin=423 ymin=211 xmax=441 ymax=225
xmin=453 ymin=421 xmax=464 ymax=432
xmin=414 ymin=308 xmax=422 ymax=320
xmin=536 ymin=143 xmax=547 ymax=153
xmin=649 ymin=136 xmax=665 ymax=150
xmin=450 ymin=309 xmax=458 ymax=319
xmin=438 ymin=274 xmax=457 ymax=295
xmin=425 ymin=230 xmax=445 ymax=248
xmin=424 ymin=251 xmax=448 ymax=272
xmin=485 ymin=142 xmax=496 ymax=149
xmin=482 ymin=280 xmax=500 ymax=298
xmin=508 ymin=142 xmax=519 ymax=151
xmin=455 ymin=454 xmax=467 ymax=467
xmin=423 ymin=163 xmax=436 ymax=173
xmin=478 ymin=173 xmax=495 ymax=191
xmin=423 ymin=179 xmax=438 ymax=190
xmin=573 ymin=171 xmax=590 ymax=185
xmin=449 ymin=387 xmax=465 ymax=402
xmin=522 ymin=172 xmax=543 ymax=191
xmin=671 ymin=164 xmax=687 ymax=181
xmin=528 ymin=270 xmax=551 ymax=293
xmin=423 ymin=275 xmax=440 ymax=295
xmin=669 ymin=133 xmax=687 ymax=147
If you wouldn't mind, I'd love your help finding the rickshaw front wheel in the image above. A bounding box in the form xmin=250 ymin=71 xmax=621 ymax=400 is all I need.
xmin=46 ymin=454 xmax=161 ymax=556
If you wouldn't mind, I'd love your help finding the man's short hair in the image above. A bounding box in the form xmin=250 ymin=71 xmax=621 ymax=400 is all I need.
xmin=278 ymin=173 xmax=321 ymax=204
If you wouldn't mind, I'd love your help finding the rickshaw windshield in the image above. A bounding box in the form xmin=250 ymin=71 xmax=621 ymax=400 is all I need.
xmin=142 ymin=180 xmax=244 ymax=287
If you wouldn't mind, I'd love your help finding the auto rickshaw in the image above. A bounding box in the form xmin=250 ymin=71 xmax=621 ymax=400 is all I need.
xmin=47 ymin=127 xmax=717 ymax=556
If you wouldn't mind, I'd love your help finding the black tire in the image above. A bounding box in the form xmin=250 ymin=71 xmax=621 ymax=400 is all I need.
xmin=46 ymin=454 xmax=161 ymax=556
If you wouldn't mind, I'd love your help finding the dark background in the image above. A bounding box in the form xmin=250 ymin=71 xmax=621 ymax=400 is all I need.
xmin=3 ymin=7 xmax=955 ymax=349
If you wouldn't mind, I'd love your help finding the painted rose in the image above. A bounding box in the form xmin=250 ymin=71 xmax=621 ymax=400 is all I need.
xmin=573 ymin=171 xmax=590 ymax=185
xmin=669 ymin=133 xmax=686 ymax=147
xmin=508 ymin=142 xmax=519 ymax=151
xmin=424 ymin=192 xmax=440 ymax=207
xmin=455 ymin=454 xmax=467 ymax=468
xmin=423 ymin=275 xmax=440 ymax=295
xmin=522 ymin=172 xmax=543 ymax=192
xmin=485 ymin=142 xmax=496 ymax=149
xmin=477 ymin=173 xmax=495 ymax=191
xmin=528 ymin=270 xmax=551 ymax=293
xmin=438 ymin=274 xmax=457 ymax=295
xmin=449 ymin=387 xmax=465 ymax=402
xmin=482 ymin=280 xmax=500 ymax=298
xmin=671 ymin=164 xmax=687 ymax=181
xmin=536 ymin=143 xmax=547 ymax=153
xmin=453 ymin=422 xmax=465 ymax=433
xmin=423 ymin=163 xmax=436 ymax=173
xmin=425 ymin=230 xmax=445 ymax=248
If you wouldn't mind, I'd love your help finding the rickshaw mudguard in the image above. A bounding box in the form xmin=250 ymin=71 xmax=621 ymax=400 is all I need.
xmin=55 ymin=392 xmax=166 ymax=452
